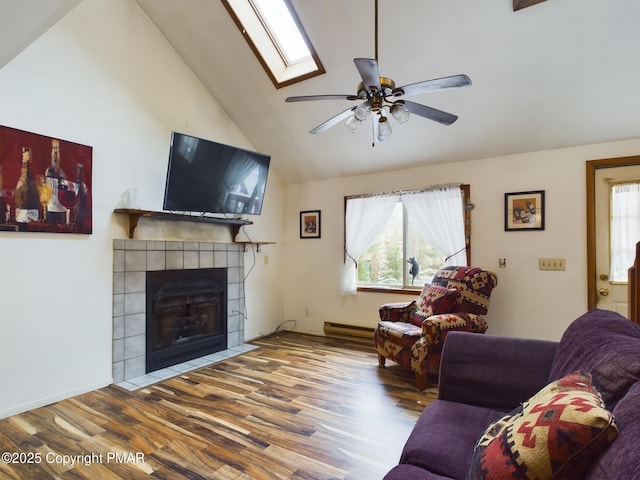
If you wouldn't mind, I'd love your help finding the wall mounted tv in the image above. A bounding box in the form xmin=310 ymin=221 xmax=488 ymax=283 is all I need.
xmin=163 ymin=132 xmax=270 ymax=216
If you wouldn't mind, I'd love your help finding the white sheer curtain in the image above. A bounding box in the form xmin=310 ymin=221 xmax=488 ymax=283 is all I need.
xmin=402 ymin=185 xmax=467 ymax=266
xmin=341 ymin=194 xmax=400 ymax=295
xmin=610 ymin=182 xmax=640 ymax=281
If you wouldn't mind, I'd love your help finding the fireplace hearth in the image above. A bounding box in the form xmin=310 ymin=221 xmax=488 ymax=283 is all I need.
xmin=146 ymin=268 xmax=227 ymax=372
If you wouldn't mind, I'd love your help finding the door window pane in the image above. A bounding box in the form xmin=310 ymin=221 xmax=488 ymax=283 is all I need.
xmin=610 ymin=182 xmax=640 ymax=282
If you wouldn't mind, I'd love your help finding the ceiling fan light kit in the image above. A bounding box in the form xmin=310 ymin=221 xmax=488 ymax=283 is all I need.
xmin=345 ymin=115 xmax=362 ymax=133
xmin=354 ymin=103 xmax=371 ymax=121
xmin=284 ymin=0 xmax=471 ymax=144
xmin=390 ymin=103 xmax=410 ymax=124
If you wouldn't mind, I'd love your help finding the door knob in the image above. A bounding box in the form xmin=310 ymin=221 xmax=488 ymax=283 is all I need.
xmin=599 ymin=273 xmax=609 ymax=281
xmin=599 ymin=287 xmax=610 ymax=296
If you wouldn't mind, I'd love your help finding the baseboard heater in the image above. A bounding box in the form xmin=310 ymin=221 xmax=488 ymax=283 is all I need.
xmin=323 ymin=322 xmax=374 ymax=339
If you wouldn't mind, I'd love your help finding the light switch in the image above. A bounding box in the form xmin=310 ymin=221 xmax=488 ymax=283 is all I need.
xmin=538 ymin=258 xmax=566 ymax=271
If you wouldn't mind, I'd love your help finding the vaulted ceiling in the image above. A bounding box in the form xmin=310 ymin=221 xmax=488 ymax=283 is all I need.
xmin=2 ymin=0 xmax=640 ymax=184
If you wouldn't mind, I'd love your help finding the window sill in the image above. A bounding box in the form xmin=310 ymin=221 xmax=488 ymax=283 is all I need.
xmin=357 ymin=286 xmax=421 ymax=295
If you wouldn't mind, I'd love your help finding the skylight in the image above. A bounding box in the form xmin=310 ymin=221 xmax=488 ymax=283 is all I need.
xmin=221 ymin=0 xmax=324 ymax=88
xmin=251 ymin=0 xmax=310 ymax=64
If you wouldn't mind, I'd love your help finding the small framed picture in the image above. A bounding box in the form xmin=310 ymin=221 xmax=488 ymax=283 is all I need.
xmin=505 ymin=190 xmax=545 ymax=231
xmin=300 ymin=210 xmax=321 ymax=239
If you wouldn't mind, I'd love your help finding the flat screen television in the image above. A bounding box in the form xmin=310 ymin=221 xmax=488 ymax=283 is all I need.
xmin=163 ymin=132 xmax=270 ymax=216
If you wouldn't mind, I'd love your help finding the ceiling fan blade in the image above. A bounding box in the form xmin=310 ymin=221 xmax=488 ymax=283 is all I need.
xmin=401 ymin=100 xmax=459 ymax=126
xmin=354 ymin=58 xmax=381 ymax=92
xmin=393 ymin=74 xmax=471 ymax=98
xmin=286 ymin=94 xmax=357 ymax=102
xmin=309 ymin=107 xmax=356 ymax=134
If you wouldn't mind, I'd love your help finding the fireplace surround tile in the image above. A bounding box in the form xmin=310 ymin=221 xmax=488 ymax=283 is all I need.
xmin=125 ymin=251 xmax=147 ymax=271
xmin=199 ymin=251 xmax=214 ymax=268
xmin=165 ymin=251 xmax=184 ymax=270
xmin=184 ymin=250 xmax=200 ymax=269
xmin=213 ymin=251 xmax=226 ymax=266
xmin=147 ymin=251 xmax=166 ymax=270
xmin=125 ymin=271 xmax=145 ymax=293
xmin=147 ymin=240 xmax=166 ymax=250
xmin=166 ymin=241 xmax=183 ymax=251
xmin=124 ymin=313 xmax=145 ymax=337
xmin=113 ymin=239 xmax=248 ymax=386
xmin=124 ymin=292 xmax=145 ymax=316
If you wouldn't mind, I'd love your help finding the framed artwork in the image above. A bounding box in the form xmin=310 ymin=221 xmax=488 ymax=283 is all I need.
xmin=505 ymin=190 xmax=545 ymax=231
xmin=300 ymin=210 xmax=321 ymax=239
xmin=0 ymin=125 xmax=93 ymax=234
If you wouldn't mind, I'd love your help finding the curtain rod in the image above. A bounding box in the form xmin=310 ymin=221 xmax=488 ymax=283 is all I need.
xmin=346 ymin=182 xmax=463 ymax=200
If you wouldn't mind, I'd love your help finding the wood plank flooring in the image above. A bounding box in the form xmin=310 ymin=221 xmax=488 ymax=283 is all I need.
xmin=0 ymin=333 xmax=437 ymax=479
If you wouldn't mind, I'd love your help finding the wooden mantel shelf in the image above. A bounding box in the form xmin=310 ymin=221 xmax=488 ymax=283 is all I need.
xmin=114 ymin=208 xmax=253 ymax=239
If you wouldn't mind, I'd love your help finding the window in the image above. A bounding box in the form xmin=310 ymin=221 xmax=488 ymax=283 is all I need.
xmin=342 ymin=185 xmax=471 ymax=294
xmin=610 ymin=181 xmax=640 ymax=282
xmin=221 ymin=0 xmax=325 ymax=88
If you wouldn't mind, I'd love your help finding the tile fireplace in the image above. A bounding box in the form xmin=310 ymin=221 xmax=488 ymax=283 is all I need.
xmin=112 ymin=239 xmax=249 ymax=387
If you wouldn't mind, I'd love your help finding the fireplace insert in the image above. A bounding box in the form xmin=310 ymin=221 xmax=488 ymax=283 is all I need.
xmin=146 ymin=268 xmax=227 ymax=372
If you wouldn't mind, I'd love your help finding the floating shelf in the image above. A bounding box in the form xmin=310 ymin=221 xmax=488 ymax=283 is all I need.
xmin=114 ymin=208 xmax=253 ymax=239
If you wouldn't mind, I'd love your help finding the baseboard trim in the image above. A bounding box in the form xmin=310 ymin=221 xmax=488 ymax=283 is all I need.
xmin=0 ymin=379 xmax=111 ymax=420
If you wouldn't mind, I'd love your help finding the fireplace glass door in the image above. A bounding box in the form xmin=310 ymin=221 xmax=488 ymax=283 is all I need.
xmin=146 ymin=268 xmax=227 ymax=372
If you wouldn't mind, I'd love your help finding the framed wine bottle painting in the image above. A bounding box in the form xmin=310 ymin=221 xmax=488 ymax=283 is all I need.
xmin=0 ymin=125 xmax=93 ymax=234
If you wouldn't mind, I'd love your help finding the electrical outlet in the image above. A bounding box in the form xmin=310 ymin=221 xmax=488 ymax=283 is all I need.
xmin=264 ymin=255 xmax=269 ymax=265
xmin=538 ymin=257 xmax=566 ymax=271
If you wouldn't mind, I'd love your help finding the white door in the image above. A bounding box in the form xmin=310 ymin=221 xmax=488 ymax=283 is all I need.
xmin=594 ymin=165 xmax=640 ymax=317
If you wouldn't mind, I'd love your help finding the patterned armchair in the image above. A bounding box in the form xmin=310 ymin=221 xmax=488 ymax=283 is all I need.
xmin=374 ymin=266 xmax=498 ymax=390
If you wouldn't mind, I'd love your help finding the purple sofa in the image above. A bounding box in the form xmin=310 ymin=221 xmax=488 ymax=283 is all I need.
xmin=383 ymin=309 xmax=640 ymax=479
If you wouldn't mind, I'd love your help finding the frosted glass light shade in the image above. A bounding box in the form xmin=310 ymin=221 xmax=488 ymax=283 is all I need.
xmin=345 ymin=115 xmax=363 ymax=133
xmin=391 ymin=103 xmax=410 ymax=124
xmin=354 ymin=103 xmax=371 ymax=121
xmin=378 ymin=116 xmax=392 ymax=139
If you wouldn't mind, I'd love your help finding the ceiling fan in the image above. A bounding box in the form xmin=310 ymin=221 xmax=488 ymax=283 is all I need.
xmin=285 ymin=0 xmax=471 ymax=144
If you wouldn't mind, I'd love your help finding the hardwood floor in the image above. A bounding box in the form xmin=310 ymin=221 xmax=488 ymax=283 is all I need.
xmin=0 ymin=333 xmax=437 ymax=479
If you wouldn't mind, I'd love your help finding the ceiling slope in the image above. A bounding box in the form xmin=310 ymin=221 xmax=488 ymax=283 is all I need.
xmin=136 ymin=0 xmax=640 ymax=184
xmin=3 ymin=0 xmax=639 ymax=184
xmin=0 ymin=0 xmax=83 ymax=70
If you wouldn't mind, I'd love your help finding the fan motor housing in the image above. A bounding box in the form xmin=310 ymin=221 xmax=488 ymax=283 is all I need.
xmin=357 ymin=76 xmax=396 ymax=98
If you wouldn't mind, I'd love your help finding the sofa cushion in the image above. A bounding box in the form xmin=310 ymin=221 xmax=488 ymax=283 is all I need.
xmin=587 ymin=380 xmax=640 ymax=479
xmin=466 ymin=371 xmax=618 ymax=480
xmin=548 ymin=309 xmax=640 ymax=410
xmin=412 ymin=285 xmax=461 ymax=326
xmin=376 ymin=321 xmax=423 ymax=347
xmin=398 ymin=400 xmax=506 ymax=480
xmin=383 ymin=463 xmax=454 ymax=480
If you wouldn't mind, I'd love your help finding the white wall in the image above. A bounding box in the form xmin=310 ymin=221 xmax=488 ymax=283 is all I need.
xmin=282 ymin=138 xmax=640 ymax=341
xmin=0 ymin=0 xmax=284 ymax=418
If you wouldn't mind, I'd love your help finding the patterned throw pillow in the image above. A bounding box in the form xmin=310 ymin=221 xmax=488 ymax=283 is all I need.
xmin=466 ymin=371 xmax=618 ymax=480
xmin=412 ymin=284 xmax=460 ymax=327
